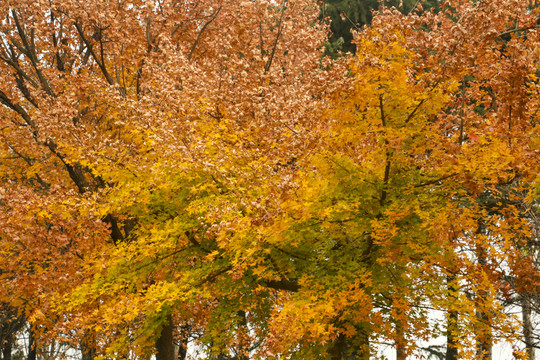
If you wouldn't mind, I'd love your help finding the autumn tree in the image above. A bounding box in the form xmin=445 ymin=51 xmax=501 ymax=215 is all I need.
xmin=0 ymin=0 xmax=343 ymax=358
xmin=307 ymin=1 xmax=540 ymax=358
xmin=1 ymin=1 xmax=540 ymax=360
xmin=387 ymin=1 xmax=540 ymax=358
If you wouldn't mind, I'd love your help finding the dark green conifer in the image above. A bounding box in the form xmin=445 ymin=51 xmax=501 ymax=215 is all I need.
xmin=321 ymin=0 xmax=439 ymax=56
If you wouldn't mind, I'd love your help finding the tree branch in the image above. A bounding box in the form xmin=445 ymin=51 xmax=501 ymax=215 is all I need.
xmin=188 ymin=6 xmax=222 ymax=61
xmin=74 ymin=22 xmax=116 ymax=86
xmin=413 ymin=173 xmax=457 ymax=188
xmin=498 ymin=25 xmax=540 ymax=38
xmin=264 ymin=278 xmax=300 ymax=292
xmin=264 ymin=0 xmax=288 ymax=74
xmin=11 ymin=11 xmax=55 ymax=97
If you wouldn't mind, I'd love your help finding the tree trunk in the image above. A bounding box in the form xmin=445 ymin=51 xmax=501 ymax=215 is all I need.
xmin=81 ymin=332 xmax=96 ymax=360
xmin=446 ymin=273 xmax=458 ymax=360
xmin=176 ymin=324 xmax=189 ymax=360
xmin=328 ymin=333 xmax=345 ymax=360
xmin=475 ymin=310 xmax=492 ymax=360
xmin=177 ymin=343 xmax=187 ymax=360
xmin=396 ymin=343 xmax=407 ymax=360
xmin=2 ymin=336 xmax=12 ymax=360
xmin=236 ymin=310 xmax=249 ymax=360
xmin=341 ymin=324 xmax=370 ymax=360
xmin=156 ymin=314 xmax=175 ymax=360
xmin=27 ymin=324 xmax=36 ymax=360
xmin=446 ymin=309 xmax=459 ymax=360
xmin=475 ymin=223 xmax=492 ymax=360
xmin=396 ymin=321 xmax=406 ymax=360
xmin=521 ymin=293 xmax=535 ymax=360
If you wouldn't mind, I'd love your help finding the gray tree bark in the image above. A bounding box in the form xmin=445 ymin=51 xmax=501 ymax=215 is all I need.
xmin=521 ymin=293 xmax=535 ymax=360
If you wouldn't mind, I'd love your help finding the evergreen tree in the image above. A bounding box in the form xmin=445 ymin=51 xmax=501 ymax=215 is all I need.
xmin=321 ymin=0 xmax=439 ymax=56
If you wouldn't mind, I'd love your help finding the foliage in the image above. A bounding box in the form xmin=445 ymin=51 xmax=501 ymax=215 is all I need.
xmin=0 ymin=0 xmax=539 ymax=360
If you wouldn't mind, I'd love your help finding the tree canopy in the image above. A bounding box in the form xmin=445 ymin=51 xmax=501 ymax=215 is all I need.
xmin=0 ymin=1 xmax=539 ymax=360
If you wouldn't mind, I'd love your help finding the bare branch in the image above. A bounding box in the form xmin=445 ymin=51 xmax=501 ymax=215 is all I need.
xmin=74 ymin=22 xmax=116 ymax=86
xmin=0 ymin=89 xmax=35 ymax=127
xmin=11 ymin=11 xmax=56 ymax=97
xmin=413 ymin=173 xmax=458 ymax=188
xmin=264 ymin=0 xmax=288 ymax=74
xmin=188 ymin=6 xmax=222 ymax=61
xmin=498 ymin=25 xmax=540 ymax=38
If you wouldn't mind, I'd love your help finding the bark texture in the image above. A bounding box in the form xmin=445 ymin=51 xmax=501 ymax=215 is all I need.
xmin=156 ymin=314 xmax=175 ymax=360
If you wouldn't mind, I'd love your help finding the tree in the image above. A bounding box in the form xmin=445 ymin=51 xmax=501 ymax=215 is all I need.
xmin=307 ymin=1 xmax=540 ymax=357
xmin=1 ymin=0 xmax=343 ymax=358
xmin=320 ymin=0 xmax=439 ymax=56
xmin=1 ymin=0 xmax=540 ymax=359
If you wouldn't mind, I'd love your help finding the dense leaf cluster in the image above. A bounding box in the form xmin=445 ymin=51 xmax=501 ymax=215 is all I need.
xmin=0 ymin=1 xmax=539 ymax=360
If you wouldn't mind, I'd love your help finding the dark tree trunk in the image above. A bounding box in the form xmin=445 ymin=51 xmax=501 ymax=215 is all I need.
xmin=328 ymin=333 xmax=345 ymax=360
xmin=446 ymin=309 xmax=459 ymax=360
xmin=176 ymin=324 xmax=190 ymax=360
xmin=475 ymin=310 xmax=492 ymax=360
xmin=2 ymin=336 xmax=12 ymax=360
xmin=81 ymin=333 xmax=96 ymax=360
xmin=177 ymin=343 xmax=187 ymax=360
xmin=446 ymin=273 xmax=458 ymax=360
xmin=156 ymin=314 xmax=175 ymax=360
xmin=236 ymin=310 xmax=249 ymax=360
xmin=340 ymin=324 xmax=370 ymax=360
xmin=357 ymin=328 xmax=370 ymax=360
xmin=396 ymin=344 xmax=407 ymax=360
xmin=475 ymin=222 xmax=492 ymax=360
xmin=393 ymin=302 xmax=407 ymax=360
xmin=27 ymin=325 xmax=36 ymax=360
